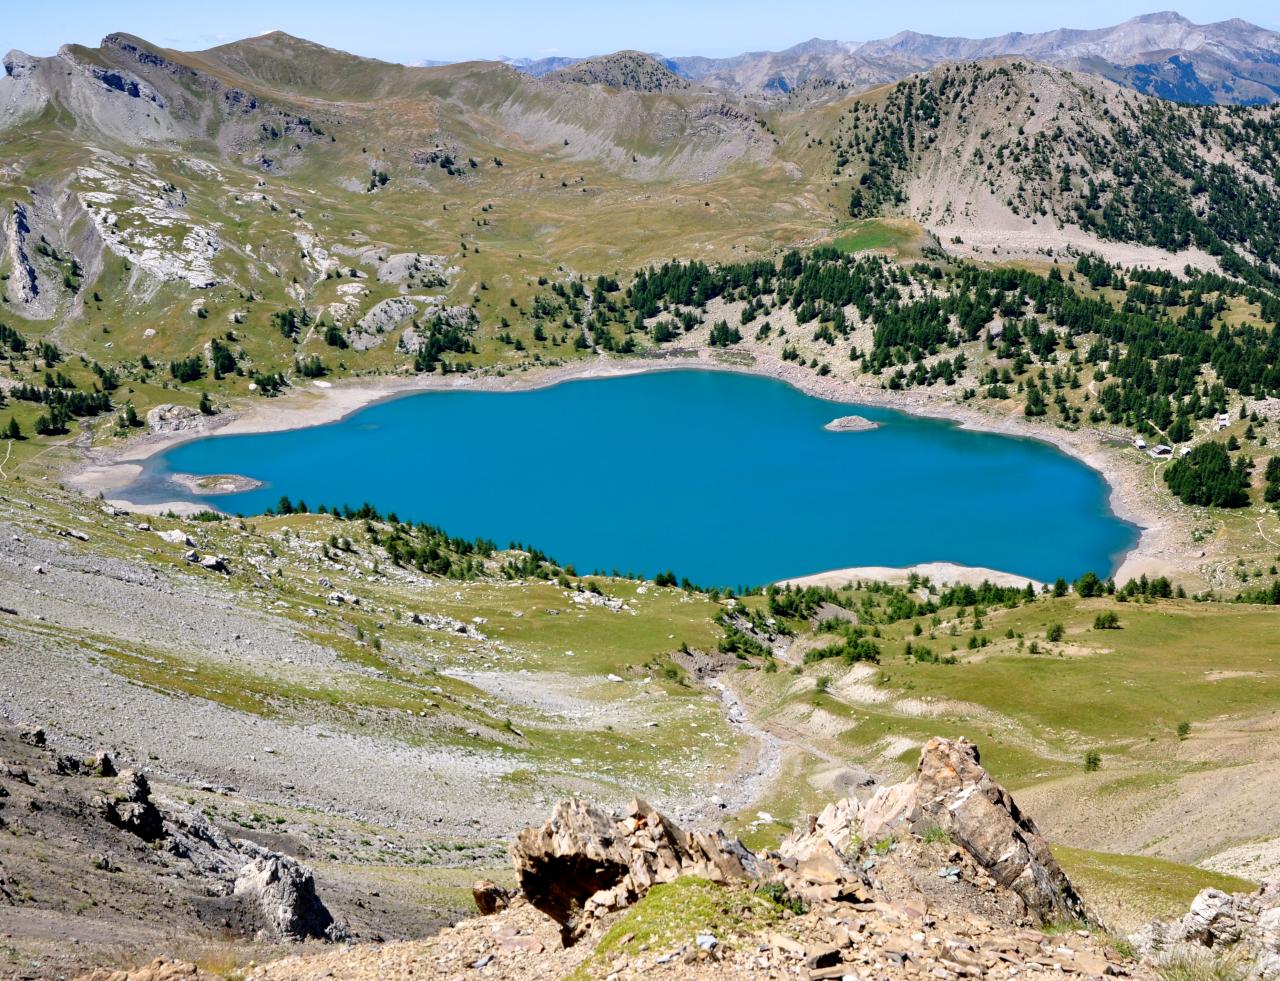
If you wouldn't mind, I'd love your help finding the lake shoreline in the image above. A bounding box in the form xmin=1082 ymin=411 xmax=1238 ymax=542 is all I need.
xmin=65 ymin=348 xmax=1184 ymax=584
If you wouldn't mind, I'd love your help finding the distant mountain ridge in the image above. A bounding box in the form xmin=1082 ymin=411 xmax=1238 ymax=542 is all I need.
xmin=465 ymin=12 xmax=1280 ymax=104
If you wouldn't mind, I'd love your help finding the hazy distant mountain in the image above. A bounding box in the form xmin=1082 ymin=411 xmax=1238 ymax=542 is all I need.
xmin=481 ymin=12 xmax=1280 ymax=104
xmin=851 ymin=11 xmax=1280 ymax=104
xmin=498 ymin=55 xmax=581 ymax=76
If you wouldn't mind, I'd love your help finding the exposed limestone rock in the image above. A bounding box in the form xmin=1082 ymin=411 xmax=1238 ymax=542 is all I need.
xmin=511 ymin=798 xmax=633 ymax=942
xmin=786 ymin=737 xmax=1089 ymax=926
xmin=824 ymin=414 xmax=879 ymax=432
xmin=198 ymin=554 xmax=230 ymax=573
xmin=348 ymin=296 xmax=424 ymax=350
xmin=375 ymin=251 xmax=452 ymax=286
xmin=76 ymin=160 xmax=220 ymax=288
xmin=1 ymin=201 xmax=56 ymax=319
xmin=1133 ymin=882 xmax=1280 ymax=979
xmin=3 ymin=51 xmax=39 ymax=80
xmin=95 ymin=770 xmax=165 ymax=841
xmin=234 ymin=852 xmax=344 ymax=942
xmin=510 ymin=740 xmax=1086 ymax=947
xmin=146 ymin=403 xmax=204 ymax=434
xmin=911 ymin=737 xmax=1090 ymax=925
xmin=511 ymin=797 xmax=758 ymax=943
xmin=155 ymin=528 xmax=196 ymax=547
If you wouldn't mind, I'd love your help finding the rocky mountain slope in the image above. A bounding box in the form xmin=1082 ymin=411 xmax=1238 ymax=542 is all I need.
xmin=853 ymin=10 xmax=1280 ymax=105
xmin=837 ymin=59 xmax=1280 ymax=277
xmin=0 ymin=723 xmax=344 ymax=978
xmin=1 ymin=17 xmax=1280 ymax=981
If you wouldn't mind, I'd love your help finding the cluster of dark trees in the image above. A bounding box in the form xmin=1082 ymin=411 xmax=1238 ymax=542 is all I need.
xmin=621 ymin=243 xmax=1280 ymax=442
xmin=170 ymin=356 xmax=205 ymax=382
xmin=265 ymin=496 xmax=519 ymax=581
xmin=0 ymin=322 xmax=28 ymax=355
xmin=409 ymin=314 xmax=478 ymax=374
xmin=719 ymin=622 xmax=771 ymax=658
xmin=1265 ymin=456 xmax=1280 ymax=506
xmin=271 ymin=308 xmax=310 ymax=340
xmin=210 ymin=338 xmax=238 ymax=379
xmin=1164 ymin=441 xmax=1252 ymax=508
xmin=804 ymin=628 xmax=882 ymax=665
xmin=10 ymin=383 xmax=111 ymax=417
xmin=10 ymin=383 xmax=112 ymax=435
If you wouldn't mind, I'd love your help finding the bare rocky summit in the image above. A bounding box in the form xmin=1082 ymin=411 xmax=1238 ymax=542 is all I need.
xmin=546 ymin=52 xmax=692 ymax=93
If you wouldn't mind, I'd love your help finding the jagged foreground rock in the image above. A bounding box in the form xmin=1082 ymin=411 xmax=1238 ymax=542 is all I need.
xmin=508 ymin=736 xmax=1086 ymax=944
xmin=95 ymin=764 xmax=347 ymax=944
xmin=1132 ymin=881 xmax=1280 ymax=979
xmin=249 ymin=738 xmax=1149 ymax=980
xmin=511 ymin=796 xmax=763 ymax=943
xmin=862 ymin=735 xmax=1091 ymax=925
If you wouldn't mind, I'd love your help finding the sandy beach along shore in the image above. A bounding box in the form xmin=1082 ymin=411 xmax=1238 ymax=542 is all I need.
xmin=776 ymin=562 xmax=1041 ymax=591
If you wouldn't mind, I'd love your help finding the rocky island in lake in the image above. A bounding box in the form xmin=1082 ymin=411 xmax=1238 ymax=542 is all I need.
xmin=824 ymin=414 xmax=879 ymax=432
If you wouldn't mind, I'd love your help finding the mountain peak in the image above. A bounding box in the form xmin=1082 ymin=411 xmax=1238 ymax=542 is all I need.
xmin=545 ymin=50 xmax=691 ymax=92
xmin=1127 ymin=10 xmax=1192 ymax=25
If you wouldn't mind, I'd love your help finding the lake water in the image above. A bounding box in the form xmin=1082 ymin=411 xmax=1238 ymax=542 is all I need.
xmin=124 ymin=370 xmax=1139 ymax=587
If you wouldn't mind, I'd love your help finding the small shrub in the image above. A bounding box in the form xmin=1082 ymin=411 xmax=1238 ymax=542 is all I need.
xmin=758 ymin=880 xmax=806 ymax=915
xmin=1177 ymin=721 xmax=1191 ymax=741
xmin=1084 ymin=749 xmax=1102 ymax=772
xmin=921 ymin=824 xmax=951 ymax=845
xmin=1093 ymin=611 xmax=1121 ymax=630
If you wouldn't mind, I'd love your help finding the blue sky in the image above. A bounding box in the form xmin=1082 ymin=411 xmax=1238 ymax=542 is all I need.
xmin=5 ymin=1 xmax=1278 ymax=62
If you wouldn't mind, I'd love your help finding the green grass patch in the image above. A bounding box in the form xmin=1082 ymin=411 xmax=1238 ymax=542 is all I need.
xmin=830 ymin=219 xmax=918 ymax=254
xmin=568 ymin=876 xmax=784 ymax=981
xmin=1054 ymin=844 xmax=1255 ymax=932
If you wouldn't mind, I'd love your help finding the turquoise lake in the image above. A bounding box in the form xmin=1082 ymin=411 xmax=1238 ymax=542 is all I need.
xmin=126 ymin=370 xmax=1139 ymax=587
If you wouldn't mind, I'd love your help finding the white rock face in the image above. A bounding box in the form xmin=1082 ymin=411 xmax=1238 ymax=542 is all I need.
xmin=375 ymin=251 xmax=453 ymax=285
xmin=347 ymin=296 xmax=425 ymax=350
xmin=77 ymin=158 xmax=220 ymax=288
xmin=146 ymin=403 xmax=204 ymax=434
xmin=1 ymin=202 xmax=52 ymax=317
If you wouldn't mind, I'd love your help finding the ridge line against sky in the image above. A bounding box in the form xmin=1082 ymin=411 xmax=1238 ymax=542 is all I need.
xmin=5 ymin=0 xmax=1280 ymax=64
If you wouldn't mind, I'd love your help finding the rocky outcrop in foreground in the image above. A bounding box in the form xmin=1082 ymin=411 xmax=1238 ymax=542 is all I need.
xmin=251 ymin=736 xmax=1138 ymax=981
xmin=509 ymin=735 xmax=1088 ymax=945
xmin=511 ymin=796 xmax=763 ymax=942
xmin=865 ymin=734 xmax=1091 ymax=924
xmin=1133 ymin=881 xmax=1280 ymax=979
